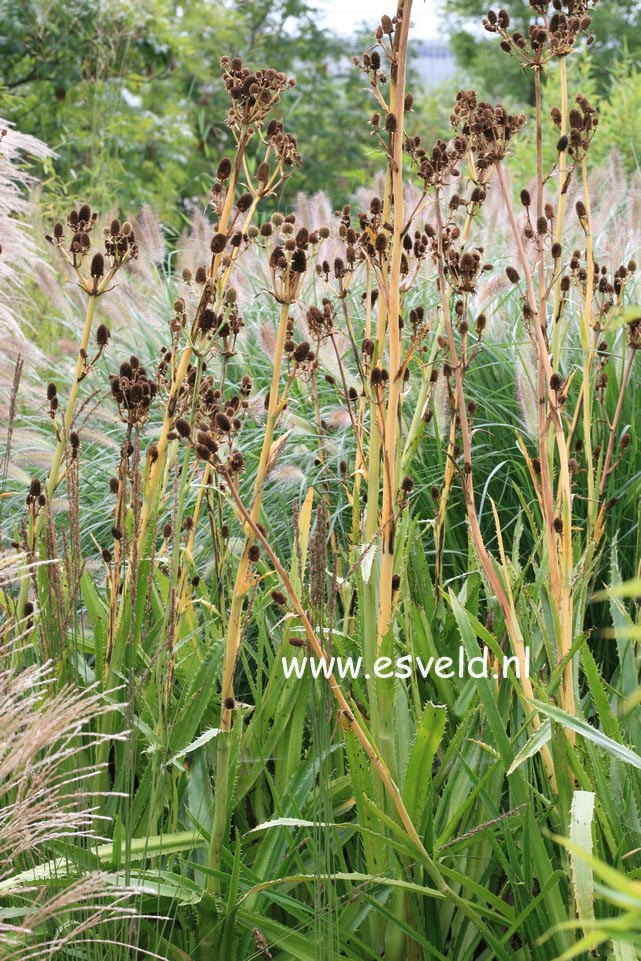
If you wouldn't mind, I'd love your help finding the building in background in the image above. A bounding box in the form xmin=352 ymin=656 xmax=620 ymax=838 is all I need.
xmin=412 ymin=39 xmax=456 ymax=87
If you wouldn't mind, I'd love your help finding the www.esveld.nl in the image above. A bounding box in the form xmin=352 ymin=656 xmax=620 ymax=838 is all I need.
xmin=281 ymin=647 xmax=531 ymax=681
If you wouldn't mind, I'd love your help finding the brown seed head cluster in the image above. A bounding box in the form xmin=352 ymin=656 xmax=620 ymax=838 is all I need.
xmin=451 ymin=91 xmax=526 ymax=169
xmin=109 ymin=356 xmax=157 ymax=426
xmin=551 ymin=92 xmax=598 ymax=159
xmin=483 ymin=3 xmax=598 ymax=63
xmin=220 ymin=56 xmax=295 ymax=129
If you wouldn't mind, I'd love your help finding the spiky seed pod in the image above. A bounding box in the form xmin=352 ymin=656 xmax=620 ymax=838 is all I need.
xmin=215 ymin=412 xmax=232 ymax=432
xmin=96 ymin=324 xmax=110 ymax=346
xmin=217 ymin=158 xmax=232 ymax=180
xmin=90 ymin=253 xmax=104 ymax=278
xmin=291 ymin=249 xmax=306 ymax=272
xmin=47 ymin=383 xmax=57 ymax=400
xmin=506 ymin=266 xmax=520 ymax=284
xmin=195 ymin=266 xmax=207 ymax=283
xmin=248 ymin=545 xmax=260 ymax=563
xmin=237 ymin=192 xmax=253 ymax=212
xmin=211 ymin=233 xmax=227 ymax=254
xmin=109 ymin=477 xmax=119 ymax=493
xmin=293 ymin=342 xmax=310 ymax=363
xmin=175 ymin=418 xmax=191 ymax=438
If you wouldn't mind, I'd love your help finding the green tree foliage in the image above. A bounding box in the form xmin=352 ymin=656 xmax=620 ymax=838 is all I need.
xmin=0 ymin=0 xmax=376 ymax=221
xmin=442 ymin=0 xmax=641 ymax=104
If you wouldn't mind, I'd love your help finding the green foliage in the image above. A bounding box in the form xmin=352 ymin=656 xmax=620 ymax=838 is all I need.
xmin=0 ymin=0 xmax=376 ymax=220
xmin=442 ymin=0 xmax=641 ymax=104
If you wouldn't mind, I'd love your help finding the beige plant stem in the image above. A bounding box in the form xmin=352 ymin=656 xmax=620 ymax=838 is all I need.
xmin=219 ymin=300 xmax=291 ymax=732
xmin=495 ymin=160 xmax=576 ymax=731
xmin=551 ymin=54 xmax=569 ymax=371
xmin=598 ymin=348 xmax=635 ymax=504
xmin=433 ymin=196 xmax=556 ymax=785
xmin=579 ymin=154 xmax=596 ymax=528
xmin=15 ymin=288 xmax=98 ymax=647
xmin=377 ymin=0 xmax=412 ymax=649
xmin=108 ymin=130 xmax=257 ymax=669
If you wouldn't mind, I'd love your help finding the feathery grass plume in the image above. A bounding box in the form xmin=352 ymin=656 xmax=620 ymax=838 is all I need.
xmin=0 ymin=123 xmax=52 ymax=406
xmin=0 ymin=627 xmax=151 ymax=960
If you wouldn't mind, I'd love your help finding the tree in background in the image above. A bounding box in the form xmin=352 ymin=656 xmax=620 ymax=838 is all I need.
xmin=441 ymin=0 xmax=641 ymax=105
xmin=0 ymin=0 xmax=375 ymax=221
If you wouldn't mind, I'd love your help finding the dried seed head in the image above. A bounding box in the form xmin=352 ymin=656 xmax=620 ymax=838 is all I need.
xmin=248 ymin=544 xmax=260 ymax=562
xmin=223 ymin=696 xmax=235 ymax=710
xmin=385 ymin=113 xmax=397 ymax=133
xmin=293 ymin=342 xmax=310 ymax=363
xmin=162 ymin=522 xmax=172 ymax=539
xmin=109 ymin=477 xmax=119 ymax=493
xmin=175 ymin=418 xmax=191 ymax=438
xmin=96 ymin=324 xmax=110 ymax=346
xmin=217 ymin=157 xmax=233 ymax=180
xmin=195 ymin=266 xmax=207 ymax=283
xmin=553 ymin=516 xmax=563 ymax=533
xmin=520 ymin=189 xmax=531 ymax=207
xmin=215 ymin=412 xmax=232 ymax=432
xmin=90 ymin=253 xmax=105 ymax=278
xmin=506 ymin=266 xmax=520 ymax=284
xmin=47 ymin=382 xmax=57 ymax=400
xmin=211 ymin=233 xmax=227 ymax=254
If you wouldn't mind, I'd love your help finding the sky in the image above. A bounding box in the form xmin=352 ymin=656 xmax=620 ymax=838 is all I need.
xmin=314 ymin=0 xmax=443 ymax=40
